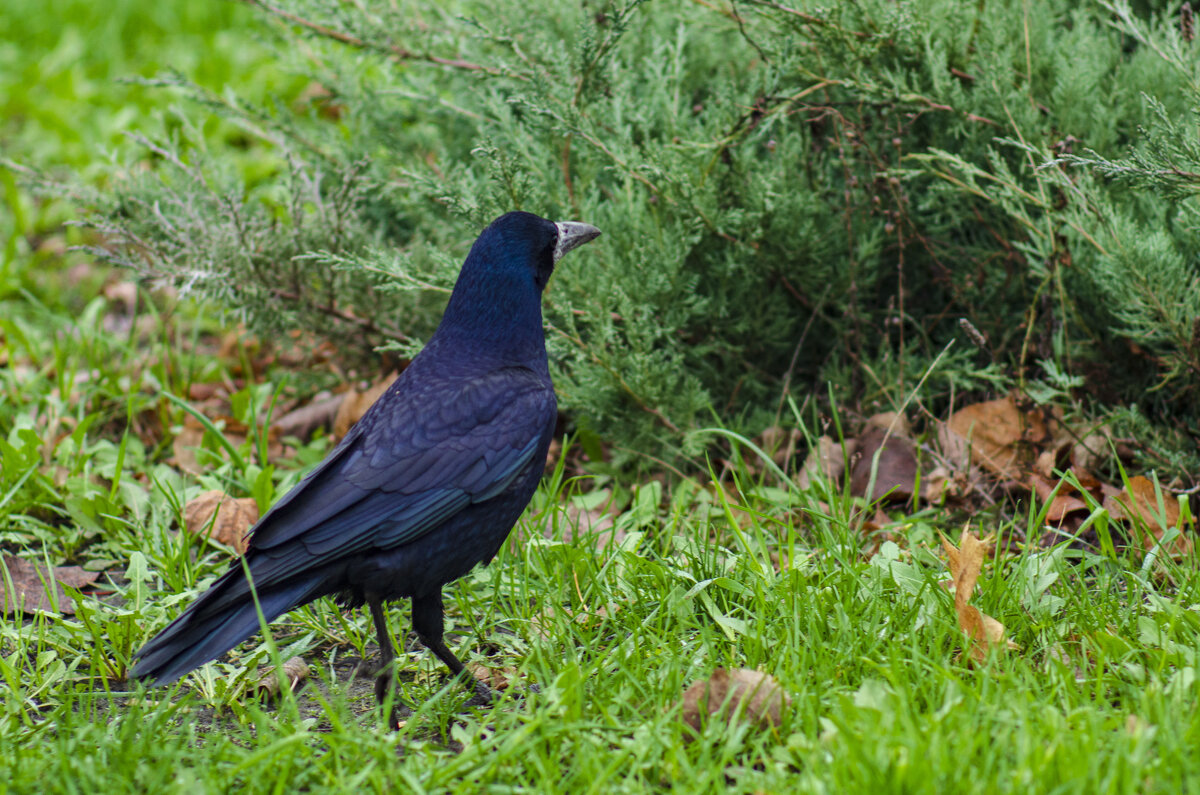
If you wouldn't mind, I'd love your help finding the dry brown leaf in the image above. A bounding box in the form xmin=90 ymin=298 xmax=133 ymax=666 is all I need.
xmin=256 ymin=656 xmax=310 ymax=699
xmin=0 ymin=554 xmax=100 ymax=615
xmin=921 ymin=465 xmax=969 ymax=504
xmin=1071 ymin=431 xmax=1112 ymax=472
xmin=1033 ymin=449 xmax=1059 ymax=480
xmin=798 ymin=435 xmax=854 ymax=490
xmin=187 ymin=382 xmax=229 ymax=402
xmin=570 ymin=604 xmax=620 ymax=629
xmin=529 ymin=609 xmax=557 ymax=641
xmin=333 ymin=373 xmax=399 ymax=439
xmin=467 ymin=662 xmax=521 ymax=691
xmin=850 ymin=426 xmax=918 ymax=503
xmin=184 ymin=490 xmax=258 ymax=554
xmin=1103 ymin=476 xmax=1192 ymax=556
xmin=522 ymin=493 xmax=623 ymax=550
xmin=946 ymin=396 xmax=1050 ymax=481
xmin=936 ymin=421 xmax=971 ymax=471
xmin=1029 ymin=474 xmax=1089 ymax=523
xmin=860 ymin=508 xmax=895 ymax=538
xmin=170 ymin=423 xmax=206 ymax=476
xmin=942 ymin=529 xmax=1019 ymax=662
xmin=757 ymin=425 xmax=804 ymax=469
xmin=678 ymin=668 xmax=790 ymax=733
xmin=864 ymin=411 xmax=913 ymax=437
xmin=1044 ymin=642 xmax=1085 ymax=678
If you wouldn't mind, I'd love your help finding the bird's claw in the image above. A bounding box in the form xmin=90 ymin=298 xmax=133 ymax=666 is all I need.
xmin=462 ymin=677 xmax=540 ymax=707
xmin=463 ymin=677 xmax=497 ymax=707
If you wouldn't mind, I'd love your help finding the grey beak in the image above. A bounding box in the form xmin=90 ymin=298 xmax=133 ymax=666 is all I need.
xmin=553 ymin=221 xmax=602 ymax=263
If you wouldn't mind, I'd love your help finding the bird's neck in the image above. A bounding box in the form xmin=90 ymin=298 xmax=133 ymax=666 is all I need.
xmin=434 ymin=269 xmax=548 ymax=369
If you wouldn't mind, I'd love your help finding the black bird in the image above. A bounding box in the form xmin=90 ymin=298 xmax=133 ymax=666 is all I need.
xmin=132 ymin=211 xmax=601 ymax=707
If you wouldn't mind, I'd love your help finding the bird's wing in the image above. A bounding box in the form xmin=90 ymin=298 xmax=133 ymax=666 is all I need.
xmin=240 ymin=365 xmax=555 ymax=580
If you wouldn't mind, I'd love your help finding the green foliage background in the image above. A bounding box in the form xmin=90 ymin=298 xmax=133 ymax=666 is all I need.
xmin=28 ymin=0 xmax=1200 ymax=460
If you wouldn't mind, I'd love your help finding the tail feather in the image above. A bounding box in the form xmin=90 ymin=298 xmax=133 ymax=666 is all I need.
xmin=132 ymin=570 xmax=329 ymax=686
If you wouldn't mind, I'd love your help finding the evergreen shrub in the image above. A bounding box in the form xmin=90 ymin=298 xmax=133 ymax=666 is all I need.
xmin=79 ymin=0 xmax=1200 ymax=460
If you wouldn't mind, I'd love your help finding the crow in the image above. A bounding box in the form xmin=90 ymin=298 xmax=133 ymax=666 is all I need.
xmin=132 ymin=211 xmax=601 ymax=709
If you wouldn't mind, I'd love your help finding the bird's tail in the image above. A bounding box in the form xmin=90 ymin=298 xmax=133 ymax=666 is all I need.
xmin=131 ymin=565 xmax=329 ymax=686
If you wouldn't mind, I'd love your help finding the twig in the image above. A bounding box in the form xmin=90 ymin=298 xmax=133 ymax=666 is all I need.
xmin=243 ymin=0 xmax=509 ymax=76
xmin=270 ymin=287 xmax=411 ymax=344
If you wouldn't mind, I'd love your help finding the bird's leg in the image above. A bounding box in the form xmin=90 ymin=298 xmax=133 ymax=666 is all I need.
xmin=411 ymin=591 xmax=494 ymax=703
xmin=367 ymin=595 xmax=399 ymax=708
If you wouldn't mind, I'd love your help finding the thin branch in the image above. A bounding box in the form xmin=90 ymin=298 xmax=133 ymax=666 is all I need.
xmin=270 ymin=287 xmax=412 ymax=344
xmin=243 ymin=0 xmax=509 ymax=76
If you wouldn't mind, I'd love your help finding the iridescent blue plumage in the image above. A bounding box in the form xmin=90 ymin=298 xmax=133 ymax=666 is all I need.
xmin=131 ymin=212 xmax=600 ymax=704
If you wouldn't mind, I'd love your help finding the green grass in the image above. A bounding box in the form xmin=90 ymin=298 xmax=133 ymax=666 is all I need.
xmin=0 ymin=0 xmax=285 ymax=169
xmin=3 ymin=394 xmax=1200 ymax=793
xmin=0 ymin=0 xmax=297 ymax=310
xmin=4 ymin=0 xmax=1200 ymax=792
xmin=2 ymin=286 xmax=1199 ymax=791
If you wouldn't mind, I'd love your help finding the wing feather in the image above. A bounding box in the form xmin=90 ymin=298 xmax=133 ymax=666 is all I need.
xmin=245 ymin=365 xmax=554 ymax=564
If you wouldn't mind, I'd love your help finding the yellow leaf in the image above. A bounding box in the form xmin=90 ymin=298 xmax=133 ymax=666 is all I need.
xmin=943 ymin=528 xmax=1019 ymax=660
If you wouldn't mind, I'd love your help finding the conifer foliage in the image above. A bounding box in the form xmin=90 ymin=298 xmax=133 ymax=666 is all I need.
xmin=84 ymin=0 xmax=1200 ymax=455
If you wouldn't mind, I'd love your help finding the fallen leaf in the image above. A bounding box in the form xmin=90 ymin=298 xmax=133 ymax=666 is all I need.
xmin=0 ymin=554 xmax=100 ymax=615
xmin=798 ymin=435 xmax=854 ymax=490
xmin=170 ymin=423 xmax=206 ymax=476
xmin=256 ymin=656 xmax=310 ymax=699
xmin=936 ymin=420 xmax=971 ymax=471
xmin=184 ymin=490 xmax=259 ymax=554
xmin=467 ymin=662 xmax=521 ymax=691
xmin=564 ymin=498 xmax=623 ymax=549
xmin=523 ymin=492 xmax=623 ymax=550
xmin=1033 ymin=449 xmax=1059 ymax=480
xmin=1029 ymin=473 xmax=1089 ymax=523
xmin=946 ymin=396 xmax=1050 ymax=481
xmin=1043 ymin=642 xmax=1084 ymax=679
xmin=1103 ymin=476 xmax=1191 ymax=556
xmin=756 ymin=425 xmax=804 ymax=469
xmin=864 ymin=411 xmax=913 ymax=437
xmin=942 ymin=529 xmax=1019 ymax=662
xmin=860 ymin=507 xmax=895 ymax=539
xmin=1071 ymin=431 xmax=1112 ymax=472
xmin=850 ymin=426 xmax=918 ymax=503
xmin=187 ymin=382 xmax=230 ymax=402
xmin=677 ymin=668 xmax=790 ymax=733
xmin=921 ymin=465 xmax=964 ymax=503
xmin=333 ymin=373 xmax=399 ymax=439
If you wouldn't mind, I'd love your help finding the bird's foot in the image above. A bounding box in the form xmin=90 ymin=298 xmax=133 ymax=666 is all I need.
xmin=461 ymin=677 xmax=541 ymax=707
xmin=462 ymin=676 xmax=498 ymax=707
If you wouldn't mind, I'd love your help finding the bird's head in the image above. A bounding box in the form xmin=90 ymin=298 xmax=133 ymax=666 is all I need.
xmin=467 ymin=211 xmax=601 ymax=291
xmin=435 ymin=211 xmax=601 ymax=363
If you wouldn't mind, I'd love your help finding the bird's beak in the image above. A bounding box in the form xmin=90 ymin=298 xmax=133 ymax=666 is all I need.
xmin=553 ymin=221 xmax=602 ymax=263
